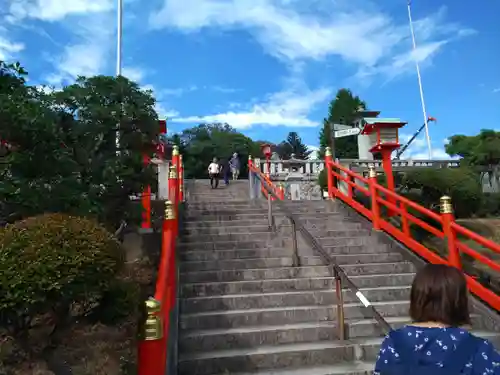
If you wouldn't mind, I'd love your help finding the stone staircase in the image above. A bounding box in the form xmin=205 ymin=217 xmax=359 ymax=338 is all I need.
xmin=177 ymin=180 xmax=500 ymax=375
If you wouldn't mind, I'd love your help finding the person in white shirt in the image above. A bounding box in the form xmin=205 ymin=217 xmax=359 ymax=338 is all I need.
xmin=207 ymin=157 xmax=220 ymax=188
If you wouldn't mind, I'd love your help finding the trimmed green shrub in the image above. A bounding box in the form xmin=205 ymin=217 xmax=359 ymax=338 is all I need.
xmin=0 ymin=213 xmax=125 ymax=335
xmin=402 ymin=167 xmax=483 ymax=218
xmin=317 ymin=169 xmax=327 ymax=192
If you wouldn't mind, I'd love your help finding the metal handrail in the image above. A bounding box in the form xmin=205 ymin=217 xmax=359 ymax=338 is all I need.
xmin=253 ymin=172 xmax=392 ymax=337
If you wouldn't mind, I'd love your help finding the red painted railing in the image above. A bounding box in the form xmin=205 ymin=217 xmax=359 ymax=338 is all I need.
xmin=248 ymin=157 xmax=284 ymax=200
xmin=138 ymin=147 xmax=183 ymax=375
xmin=324 ymin=150 xmax=500 ymax=311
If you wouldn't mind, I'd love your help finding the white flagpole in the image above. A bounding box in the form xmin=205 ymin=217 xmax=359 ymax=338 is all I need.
xmin=407 ymin=0 xmax=433 ymax=160
xmin=116 ymin=0 xmax=123 ymax=76
xmin=116 ymin=0 xmax=123 ymax=154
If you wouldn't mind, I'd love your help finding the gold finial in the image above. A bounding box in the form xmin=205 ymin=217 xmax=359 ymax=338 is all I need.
xmin=141 ymin=298 xmax=163 ymax=340
xmin=165 ymin=200 xmax=175 ymax=219
xmin=172 ymin=145 xmax=179 ymax=156
xmin=179 ymin=154 xmax=183 ymax=162
xmin=169 ymin=165 xmax=177 ymax=179
xmin=368 ymin=165 xmax=376 ymax=178
xmin=248 ymin=154 xmax=252 ymax=161
xmin=325 ymin=147 xmax=332 ymax=157
xmin=440 ymin=196 xmax=453 ymax=214
xmin=278 ymin=183 xmax=284 ymax=191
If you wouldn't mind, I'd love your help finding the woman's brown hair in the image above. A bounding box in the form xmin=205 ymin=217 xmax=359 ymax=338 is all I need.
xmin=410 ymin=263 xmax=471 ymax=327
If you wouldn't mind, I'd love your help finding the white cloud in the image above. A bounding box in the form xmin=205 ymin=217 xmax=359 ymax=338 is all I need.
xmin=4 ymin=0 xmax=116 ymax=86
xmin=493 ymin=88 xmax=500 ymax=94
xmin=149 ymin=1 xmax=474 ymax=80
xmin=172 ymin=86 xmax=331 ymax=128
xmin=8 ymin=0 xmax=113 ymax=22
xmin=307 ymin=145 xmax=319 ymax=160
xmin=123 ymin=67 xmax=146 ymax=82
xmin=398 ymin=132 xmax=457 ymax=160
xmin=0 ymin=35 xmax=24 ymax=60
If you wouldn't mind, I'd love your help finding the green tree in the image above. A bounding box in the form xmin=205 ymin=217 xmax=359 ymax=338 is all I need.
xmin=277 ymin=132 xmax=311 ymax=159
xmin=318 ymin=88 xmax=366 ymax=159
xmin=179 ymin=123 xmax=261 ymax=178
xmin=0 ymin=63 xmax=159 ymax=229
xmin=446 ymin=130 xmax=500 ymax=187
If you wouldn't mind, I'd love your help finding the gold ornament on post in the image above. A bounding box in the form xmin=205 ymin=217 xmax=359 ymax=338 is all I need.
xmin=141 ymin=297 xmax=163 ymax=340
xmin=440 ymin=196 xmax=453 ymax=214
xmin=325 ymin=147 xmax=332 ymax=156
xmin=165 ymin=200 xmax=175 ymax=219
xmin=169 ymin=165 xmax=177 ymax=179
xmin=172 ymin=145 xmax=179 ymax=156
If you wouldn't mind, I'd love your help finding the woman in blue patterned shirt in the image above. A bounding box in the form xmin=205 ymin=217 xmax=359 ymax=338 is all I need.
xmin=374 ymin=264 xmax=500 ymax=375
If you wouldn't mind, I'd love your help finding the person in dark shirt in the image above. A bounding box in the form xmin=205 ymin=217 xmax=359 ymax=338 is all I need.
xmin=220 ymin=158 xmax=230 ymax=186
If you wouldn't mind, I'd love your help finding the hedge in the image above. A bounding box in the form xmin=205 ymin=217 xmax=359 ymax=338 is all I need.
xmin=0 ymin=213 xmax=125 ymax=335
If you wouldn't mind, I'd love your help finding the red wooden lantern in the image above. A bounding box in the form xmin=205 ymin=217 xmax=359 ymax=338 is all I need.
xmin=260 ymin=143 xmax=272 ymax=159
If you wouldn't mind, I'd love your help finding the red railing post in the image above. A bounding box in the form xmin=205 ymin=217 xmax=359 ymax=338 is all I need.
xmin=138 ymin=298 xmax=164 ymax=375
xmin=168 ymin=165 xmax=178 ymax=236
xmin=141 ymin=153 xmax=152 ymax=231
xmin=324 ymin=147 xmax=334 ymax=199
xmin=368 ymin=166 xmax=381 ymax=231
xmin=172 ymin=145 xmax=180 ymax=205
xmin=380 ymin=149 xmax=396 ymax=217
xmin=440 ymin=196 xmax=461 ymax=269
xmin=163 ymin=199 xmax=177 ymax=323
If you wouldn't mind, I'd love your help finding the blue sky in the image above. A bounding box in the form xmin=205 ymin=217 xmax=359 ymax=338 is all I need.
xmin=1 ymin=0 xmax=499 ymax=159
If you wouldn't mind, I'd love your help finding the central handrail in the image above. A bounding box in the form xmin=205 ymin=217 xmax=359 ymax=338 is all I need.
xmin=249 ymin=165 xmax=392 ymax=336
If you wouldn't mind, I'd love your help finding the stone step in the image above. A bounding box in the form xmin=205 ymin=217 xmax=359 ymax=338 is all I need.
xmin=180 ymin=253 xmax=405 ymax=272
xmin=181 ymin=273 xmax=416 ymax=298
xmin=180 ymin=248 xmax=292 ymax=262
xmin=180 ymin=262 xmax=414 ymax=283
xmin=184 ymin=220 xmax=270 ymax=229
xmin=179 ymin=244 xmax=395 ymax=262
xmin=180 ymin=331 xmax=500 ymax=375
xmin=306 ymin=229 xmax=372 ymax=238
xmin=178 ymin=340 xmax=357 ymax=375
xmin=181 ymin=286 xmax=411 ymax=313
xmin=321 ymin=244 xmax=392 ymax=255
xmin=180 ymin=332 xmax=500 ymax=375
xmin=302 ymin=221 xmax=365 ymax=231
xmin=187 ymin=206 xmax=265 ymax=213
xmin=278 ymin=206 xmax=341 ymax=214
xmin=316 ymin=236 xmax=379 ymax=247
xmin=188 ymin=200 xmax=256 ymax=206
xmin=182 ymin=225 xmax=271 ymax=236
xmin=180 ymin=300 xmax=410 ymax=331
xmin=212 ymin=362 xmax=376 ymax=375
xmin=181 ymin=228 xmax=375 ymax=243
xmin=178 ymin=239 xmax=282 ymax=251
xmin=179 ymin=315 xmax=489 ymax=353
xmin=187 ymin=207 xmax=266 ymax=215
xmin=184 ymin=213 xmax=269 ymax=221
xmin=181 ymin=231 xmax=275 ymax=243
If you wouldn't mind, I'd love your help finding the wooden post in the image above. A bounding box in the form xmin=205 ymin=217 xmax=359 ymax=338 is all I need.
xmin=441 ymin=196 xmax=461 ymax=269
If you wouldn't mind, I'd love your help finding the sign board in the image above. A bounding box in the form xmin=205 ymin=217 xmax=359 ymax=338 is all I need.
xmin=334 ymin=127 xmax=361 ymax=138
